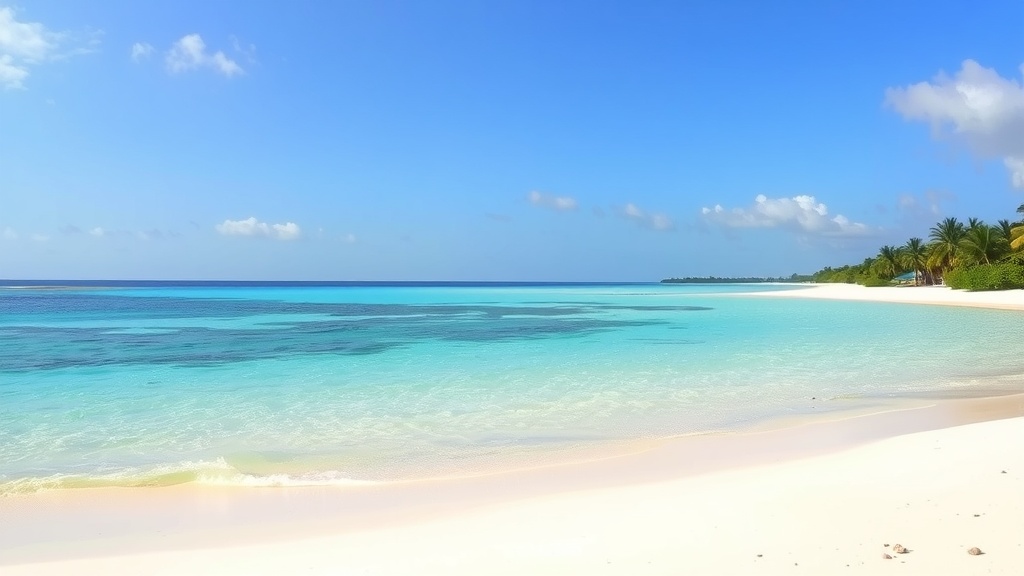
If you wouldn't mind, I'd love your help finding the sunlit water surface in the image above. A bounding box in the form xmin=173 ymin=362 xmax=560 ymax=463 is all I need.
xmin=2 ymin=282 xmax=1020 ymax=493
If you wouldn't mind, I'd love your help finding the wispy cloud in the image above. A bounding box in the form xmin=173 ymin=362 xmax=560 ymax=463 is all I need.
xmin=229 ymin=35 xmax=257 ymax=65
xmin=527 ymin=190 xmax=577 ymax=211
xmin=620 ymin=203 xmax=674 ymax=231
xmin=58 ymin=224 xmax=180 ymax=240
xmin=2 ymin=227 xmax=16 ymax=240
xmin=886 ymin=60 xmax=1024 ymax=188
xmin=702 ymin=194 xmax=870 ymax=237
xmin=0 ymin=55 xmax=27 ymax=89
xmin=0 ymin=6 xmax=98 ymax=89
xmin=216 ymin=217 xmax=301 ymax=240
xmin=30 ymin=233 xmax=49 ymax=242
xmin=136 ymin=229 xmax=166 ymax=241
xmin=896 ymin=190 xmax=955 ymax=218
xmin=130 ymin=42 xmax=153 ymax=62
xmin=166 ymin=34 xmax=243 ymax=77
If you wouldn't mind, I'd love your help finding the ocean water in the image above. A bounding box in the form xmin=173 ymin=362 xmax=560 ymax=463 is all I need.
xmin=1 ymin=282 xmax=1021 ymax=494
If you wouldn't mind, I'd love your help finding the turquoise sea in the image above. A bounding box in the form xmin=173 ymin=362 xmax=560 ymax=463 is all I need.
xmin=1 ymin=282 xmax=1021 ymax=495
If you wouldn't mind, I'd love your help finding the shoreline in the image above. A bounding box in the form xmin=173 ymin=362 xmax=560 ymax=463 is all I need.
xmin=4 ymin=394 xmax=1023 ymax=574
xmin=4 ymin=283 xmax=1024 ymax=574
xmin=743 ymin=282 xmax=1024 ymax=311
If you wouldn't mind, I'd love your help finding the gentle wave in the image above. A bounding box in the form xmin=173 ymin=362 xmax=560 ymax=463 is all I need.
xmin=0 ymin=458 xmax=378 ymax=496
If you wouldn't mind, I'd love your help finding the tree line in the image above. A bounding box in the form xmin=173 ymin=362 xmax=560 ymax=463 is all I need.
xmin=661 ymin=274 xmax=813 ymax=284
xmin=811 ymin=204 xmax=1024 ymax=290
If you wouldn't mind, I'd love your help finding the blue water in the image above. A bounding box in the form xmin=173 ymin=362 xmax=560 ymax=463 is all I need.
xmin=1 ymin=282 xmax=1021 ymax=494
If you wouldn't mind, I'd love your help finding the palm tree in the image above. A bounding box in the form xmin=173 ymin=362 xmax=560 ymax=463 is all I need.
xmin=967 ymin=217 xmax=984 ymax=230
xmin=960 ymin=225 xmax=1008 ymax=265
xmin=874 ymin=245 xmax=904 ymax=279
xmin=1011 ymin=223 xmax=1024 ymax=251
xmin=902 ymin=237 xmax=927 ymax=285
xmin=928 ymin=217 xmax=966 ymax=275
xmin=997 ymin=219 xmax=1014 ymax=242
xmin=1010 ymin=204 xmax=1024 ymax=249
xmin=925 ymin=243 xmax=947 ymax=284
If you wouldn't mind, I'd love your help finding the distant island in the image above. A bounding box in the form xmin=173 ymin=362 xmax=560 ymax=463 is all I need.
xmin=661 ymin=274 xmax=813 ymax=284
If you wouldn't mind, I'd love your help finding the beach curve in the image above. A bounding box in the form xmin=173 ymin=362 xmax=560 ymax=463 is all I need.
xmin=3 ymin=284 xmax=1024 ymax=575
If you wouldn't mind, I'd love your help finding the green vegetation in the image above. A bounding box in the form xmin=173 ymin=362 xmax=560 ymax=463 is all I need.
xmin=945 ymin=255 xmax=1024 ymax=291
xmin=811 ymin=204 xmax=1024 ymax=291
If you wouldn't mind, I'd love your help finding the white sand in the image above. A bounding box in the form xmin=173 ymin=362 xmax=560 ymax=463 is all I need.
xmin=749 ymin=283 xmax=1024 ymax=311
xmin=5 ymin=414 xmax=1022 ymax=575
xmin=4 ymin=283 xmax=1024 ymax=575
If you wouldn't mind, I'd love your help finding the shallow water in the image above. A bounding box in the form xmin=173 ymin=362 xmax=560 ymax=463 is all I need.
xmin=1 ymin=282 xmax=1021 ymax=493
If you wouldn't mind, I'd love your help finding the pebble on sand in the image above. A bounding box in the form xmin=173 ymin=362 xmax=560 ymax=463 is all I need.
xmin=892 ymin=544 xmax=907 ymax=554
xmin=968 ymin=547 xmax=983 ymax=556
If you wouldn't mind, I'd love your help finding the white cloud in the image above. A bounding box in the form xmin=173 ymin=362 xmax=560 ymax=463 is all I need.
xmin=343 ymin=233 xmax=357 ymax=244
xmin=272 ymin=222 xmax=300 ymax=240
xmin=216 ymin=217 xmax=301 ymax=240
xmin=0 ymin=7 xmax=56 ymax=60
xmin=89 ymin=226 xmax=105 ymax=237
xmin=0 ymin=7 xmax=97 ymax=89
xmin=650 ymin=214 xmax=673 ymax=231
xmin=0 ymin=6 xmax=57 ymax=89
xmin=885 ymin=60 xmax=1024 ymax=189
xmin=1007 ymin=157 xmax=1024 ymax=189
xmin=528 ymin=190 xmax=578 ymax=211
xmin=0 ymin=54 xmax=27 ymax=88
xmin=166 ymin=34 xmax=243 ymax=77
xmin=131 ymin=42 xmax=153 ymax=62
xmin=702 ymin=194 xmax=869 ymax=236
xmin=30 ymin=233 xmax=49 ymax=242
xmin=620 ymin=203 xmax=674 ymax=231
xmin=2 ymin=226 xmax=16 ymax=239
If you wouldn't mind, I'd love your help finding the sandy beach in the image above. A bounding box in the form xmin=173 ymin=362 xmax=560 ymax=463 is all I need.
xmin=753 ymin=282 xmax=1024 ymax=311
xmin=3 ymin=284 xmax=1023 ymax=575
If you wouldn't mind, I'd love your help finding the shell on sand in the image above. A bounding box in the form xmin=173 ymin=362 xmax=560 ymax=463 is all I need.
xmin=892 ymin=544 xmax=907 ymax=554
xmin=968 ymin=547 xmax=983 ymax=556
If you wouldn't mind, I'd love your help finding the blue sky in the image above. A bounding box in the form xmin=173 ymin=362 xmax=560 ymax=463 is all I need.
xmin=2 ymin=0 xmax=1023 ymax=280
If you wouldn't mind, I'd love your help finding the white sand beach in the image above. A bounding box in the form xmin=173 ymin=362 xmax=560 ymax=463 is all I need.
xmin=753 ymin=282 xmax=1024 ymax=311
xmin=3 ymin=284 xmax=1023 ymax=575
